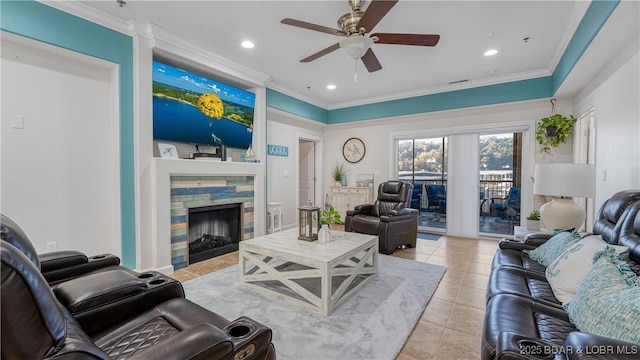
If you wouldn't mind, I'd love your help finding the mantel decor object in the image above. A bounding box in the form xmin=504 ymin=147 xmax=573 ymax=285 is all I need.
xmin=298 ymin=205 xmax=320 ymax=241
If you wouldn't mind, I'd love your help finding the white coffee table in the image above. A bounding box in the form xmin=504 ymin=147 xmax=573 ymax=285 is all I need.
xmin=239 ymin=228 xmax=378 ymax=316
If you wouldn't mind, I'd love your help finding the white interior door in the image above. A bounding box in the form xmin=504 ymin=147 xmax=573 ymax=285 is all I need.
xmin=299 ymin=140 xmax=315 ymax=206
xmin=575 ymin=110 xmax=596 ymax=231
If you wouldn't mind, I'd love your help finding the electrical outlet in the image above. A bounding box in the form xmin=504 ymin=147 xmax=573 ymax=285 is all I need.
xmin=11 ymin=115 xmax=24 ymax=129
xmin=46 ymin=242 xmax=57 ymax=252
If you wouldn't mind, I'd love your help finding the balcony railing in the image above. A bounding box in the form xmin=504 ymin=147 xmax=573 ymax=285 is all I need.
xmin=404 ymin=178 xmax=516 ymax=215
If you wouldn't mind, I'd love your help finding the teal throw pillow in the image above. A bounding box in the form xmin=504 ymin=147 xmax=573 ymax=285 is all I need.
xmin=564 ymin=246 xmax=640 ymax=345
xmin=523 ymin=231 xmax=581 ymax=266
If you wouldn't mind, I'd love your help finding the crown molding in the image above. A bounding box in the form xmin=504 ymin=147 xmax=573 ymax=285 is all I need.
xmin=148 ymin=24 xmax=271 ymax=88
xmin=327 ymin=68 xmax=551 ymax=110
xmin=267 ymin=107 xmax=327 ymax=130
xmin=547 ymin=0 xmax=592 ymax=74
xmin=37 ymin=1 xmax=271 ymax=88
xmin=266 ymin=83 xmax=329 ymax=110
xmin=38 ymin=0 xmax=136 ymax=36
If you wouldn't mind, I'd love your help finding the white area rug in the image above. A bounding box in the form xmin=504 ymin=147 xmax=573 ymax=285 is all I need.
xmin=183 ymin=254 xmax=446 ymax=360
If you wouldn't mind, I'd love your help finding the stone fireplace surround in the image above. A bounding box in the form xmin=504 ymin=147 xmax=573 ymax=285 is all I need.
xmin=151 ymin=158 xmax=265 ymax=273
xmin=171 ymin=176 xmax=253 ymax=270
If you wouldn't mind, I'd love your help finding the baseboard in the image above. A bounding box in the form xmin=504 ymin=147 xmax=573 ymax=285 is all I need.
xmin=135 ymin=264 xmax=175 ymax=275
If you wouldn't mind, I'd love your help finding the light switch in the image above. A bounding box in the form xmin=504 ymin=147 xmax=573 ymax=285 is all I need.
xmin=11 ymin=115 xmax=24 ymax=129
xmin=283 ymin=170 xmax=290 ymax=178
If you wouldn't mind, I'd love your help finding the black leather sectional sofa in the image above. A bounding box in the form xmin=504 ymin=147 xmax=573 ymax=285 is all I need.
xmin=1 ymin=214 xmax=276 ymax=360
xmin=482 ymin=190 xmax=640 ymax=360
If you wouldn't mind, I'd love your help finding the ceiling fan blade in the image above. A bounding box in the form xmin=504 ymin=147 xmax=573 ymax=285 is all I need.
xmin=361 ymin=49 xmax=382 ymax=72
xmin=281 ymin=18 xmax=346 ymax=36
xmin=356 ymin=0 xmax=398 ymax=32
xmin=371 ymin=33 xmax=440 ymax=46
xmin=300 ymin=43 xmax=341 ymax=63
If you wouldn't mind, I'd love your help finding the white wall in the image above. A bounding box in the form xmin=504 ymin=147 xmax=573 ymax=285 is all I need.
xmin=266 ymin=109 xmax=324 ymax=229
xmin=573 ymin=38 xmax=640 ymax=210
xmin=1 ymin=34 xmax=121 ymax=256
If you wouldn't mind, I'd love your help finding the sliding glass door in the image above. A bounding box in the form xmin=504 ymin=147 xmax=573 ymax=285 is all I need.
xmin=397 ymin=137 xmax=448 ymax=232
xmin=479 ymin=132 xmax=523 ymax=236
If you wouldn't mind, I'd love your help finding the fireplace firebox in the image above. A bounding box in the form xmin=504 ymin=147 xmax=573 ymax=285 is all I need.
xmin=188 ymin=203 xmax=243 ymax=264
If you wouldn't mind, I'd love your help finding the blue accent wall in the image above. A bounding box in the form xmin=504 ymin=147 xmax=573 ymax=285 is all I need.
xmin=265 ymin=88 xmax=328 ymax=123
xmin=1 ymin=1 xmax=136 ymax=267
xmin=328 ymin=77 xmax=553 ymax=123
xmin=552 ymin=0 xmax=620 ymax=93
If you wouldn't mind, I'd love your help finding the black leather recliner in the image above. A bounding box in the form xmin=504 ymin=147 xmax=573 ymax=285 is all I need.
xmin=1 ymin=240 xmax=276 ymax=360
xmin=345 ymin=180 xmax=418 ymax=255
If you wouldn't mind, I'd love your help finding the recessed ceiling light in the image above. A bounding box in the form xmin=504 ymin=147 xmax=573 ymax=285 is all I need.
xmin=484 ymin=49 xmax=498 ymax=57
xmin=241 ymin=40 xmax=255 ymax=49
xmin=326 ymin=84 xmax=336 ymax=90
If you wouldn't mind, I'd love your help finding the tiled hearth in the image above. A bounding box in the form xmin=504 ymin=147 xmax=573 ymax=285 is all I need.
xmin=170 ymin=175 xmax=255 ymax=269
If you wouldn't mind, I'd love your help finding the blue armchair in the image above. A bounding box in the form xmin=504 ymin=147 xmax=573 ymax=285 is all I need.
xmin=426 ymin=185 xmax=447 ymax=213
xmin=410 ymin=184 xmax=424 ymax=210
xmin=490 ymin=186 xmax=520 ymax=221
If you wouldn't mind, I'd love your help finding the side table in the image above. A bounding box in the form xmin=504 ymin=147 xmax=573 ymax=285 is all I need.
xmin=267 ymin=202 xmax=283 ymax=233
xmin=513 ymin=226 xmax=550 ymax=240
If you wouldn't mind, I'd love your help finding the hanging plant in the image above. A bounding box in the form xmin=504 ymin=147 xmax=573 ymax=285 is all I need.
xmin=536 ymin=99 xmax=577 ymax=153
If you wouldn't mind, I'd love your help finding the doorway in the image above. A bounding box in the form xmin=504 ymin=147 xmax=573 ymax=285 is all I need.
xmin=396 ymin=136 xmax=448 ymax=233
xmin=299 ymin=139 xmax=317 ymax=207
xmin=478 ymin=132 xmax=523 ymax=237
xmin=574 ymin=109 xmax=596 ymax=231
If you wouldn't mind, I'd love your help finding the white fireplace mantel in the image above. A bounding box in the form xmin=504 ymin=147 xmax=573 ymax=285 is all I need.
xmin=149 ymin=158 xmax=265 ymax=273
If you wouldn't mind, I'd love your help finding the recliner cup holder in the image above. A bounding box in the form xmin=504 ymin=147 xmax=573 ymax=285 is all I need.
xmin=137 ymin=273 xmax=155 ymax=279
xmin=228 ymin=324 xmax=253 ymax=338
xmin=149 ymin=278 xmax=166 ymax=285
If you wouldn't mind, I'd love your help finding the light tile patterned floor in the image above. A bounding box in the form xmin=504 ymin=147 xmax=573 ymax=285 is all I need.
xmin=171 ymin=229 xmax=498 ymax=360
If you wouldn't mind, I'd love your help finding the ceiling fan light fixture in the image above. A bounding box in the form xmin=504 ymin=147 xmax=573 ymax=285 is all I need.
xmin=339 ymin=35 xmax=374 ymax=59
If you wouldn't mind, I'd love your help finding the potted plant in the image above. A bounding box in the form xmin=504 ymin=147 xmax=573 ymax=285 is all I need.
xmin=536 ymin=113 xmax=577 ymax=153
xmin=319 ymin=205 xmax=343 ymax=227
xmin=318 ymin=205 xmax=342 ymax=242
xmin=331 ymin=162 xmax=348 ymax=186
xmin=526 ymin=210 xmax=541 ymax=231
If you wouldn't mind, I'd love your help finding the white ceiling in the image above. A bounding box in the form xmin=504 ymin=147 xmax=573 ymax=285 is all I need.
xmin=52 ymin=1 xmax=633 ymax=109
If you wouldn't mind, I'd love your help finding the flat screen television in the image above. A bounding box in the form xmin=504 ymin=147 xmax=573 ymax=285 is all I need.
xmin=152 ymin=60 xmax=255 ymax=149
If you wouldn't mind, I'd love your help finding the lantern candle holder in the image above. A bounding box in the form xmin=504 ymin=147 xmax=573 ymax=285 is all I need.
xmin=298 ymin=205 xmax=320 ymax=241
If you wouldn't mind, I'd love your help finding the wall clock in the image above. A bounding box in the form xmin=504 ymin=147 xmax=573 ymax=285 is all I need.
xmin=342 ymin=137 xmax=366 ymax=163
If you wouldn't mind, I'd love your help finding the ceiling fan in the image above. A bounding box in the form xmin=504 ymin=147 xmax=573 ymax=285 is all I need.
xmin=281 ymin=0 xmax=440 ymax=73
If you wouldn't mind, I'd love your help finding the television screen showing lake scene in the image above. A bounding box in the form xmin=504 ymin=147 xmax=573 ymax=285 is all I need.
xmin=152 ymin=60 xmax=255 ymax=149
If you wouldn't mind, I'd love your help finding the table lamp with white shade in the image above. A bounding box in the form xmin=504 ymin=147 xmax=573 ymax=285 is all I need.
xmin=533 ymin=163 xmax=596 ymax=231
